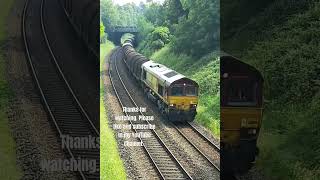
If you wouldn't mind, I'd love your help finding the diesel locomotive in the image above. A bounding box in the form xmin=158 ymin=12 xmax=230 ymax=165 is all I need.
xmin=122 ymin=39 xmax=199 ymax=121
xmin=220 ymin=54 xmax=264 ymax=174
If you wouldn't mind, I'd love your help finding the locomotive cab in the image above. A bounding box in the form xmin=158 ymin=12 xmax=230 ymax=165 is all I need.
xmin=220 ymin=55 xmax=264 ymax=173
xmin=167 ymin=78 xmax=199 ymax=121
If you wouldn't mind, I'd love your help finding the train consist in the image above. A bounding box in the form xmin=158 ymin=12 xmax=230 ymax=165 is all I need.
xmin=59 ymin=0 xmax=99 ymax=58
xmin=122 ymin=38 xmax=199 ymax=121
xmin=220 ymin=54 xmax=264 ymax=173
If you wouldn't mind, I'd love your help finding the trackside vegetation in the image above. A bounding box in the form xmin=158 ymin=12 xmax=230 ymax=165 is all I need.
xmin=0 ymin=0 xmax=22 ymax=179
xmin=137 ymin=0 xmax=220 ymax=137
xmin=101 ymin=0 xmax=220 ymax=137
xmin=222 ymin=1 xmax=320 ymax=178
xmin=151 ymin=46 xmax=220 ymax=136
xmin=100 ymin=40 xmax=126 ymax=180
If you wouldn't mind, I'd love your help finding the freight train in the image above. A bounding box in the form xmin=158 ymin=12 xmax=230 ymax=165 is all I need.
xmin=220 ymin=54 xmax=264 ymax=174
xmin=122 ymin=38 xmax=199 ymax=121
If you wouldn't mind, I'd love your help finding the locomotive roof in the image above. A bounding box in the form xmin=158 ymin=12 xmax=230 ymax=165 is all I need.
xmin=142 ymin=61 xmax=187 ymax=86
xmin=122 ymin=42 xmax=133 ymax=47
xmin=220 ymin=53 xmax=263 ymax=81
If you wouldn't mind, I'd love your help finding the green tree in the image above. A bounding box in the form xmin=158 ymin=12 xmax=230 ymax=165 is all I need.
xmin=152 ymin=26 xmax=171 ymax=44
xmin=173 ymin=0 xmax=219 ymax=57
xmin=144 ymin=3 xmax=165 ymax=26
xmin=100 ymin=21 xmax=106 ymax=43
xmin=163 ymin=0 xmax=186 ymax=25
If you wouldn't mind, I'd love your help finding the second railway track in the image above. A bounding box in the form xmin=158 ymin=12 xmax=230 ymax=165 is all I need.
xmin=109 ymin=47 xmax=221 ymax=179
xmin=173 ymin=121 xmax=220 ymax=171
xmin=109 ymin=47 xmax=193 ymax=180
xmin=22 ymin=0 xmax=99 ymax=179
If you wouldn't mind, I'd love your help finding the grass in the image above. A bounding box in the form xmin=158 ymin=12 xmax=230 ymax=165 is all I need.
xmin=100 ymin=41 xmax=115 ymax=70
xmin=0 ymin=0 xmax=14 ymax=40
xmin=0 ymin=0 xmax=23 ymax=179
xmin=224 ymin=1 xmax=320 ymax=179
xmin=256 ymin=103 xmax=320 ymax=179
xmin=100 ymin=42 xmax=126 ymax=180
xmin=151 ymin=45 xmax=220 ymax=137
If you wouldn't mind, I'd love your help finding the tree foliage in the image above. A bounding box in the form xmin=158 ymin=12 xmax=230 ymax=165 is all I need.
xmin=100 ymin=0 xmax=142 ymax=33
xmin=138 ymin=0 xmax=219 ymax=57
xmin=221 ymin=1 xmax=320 ymax=178
xmin=100 ymin=21 xmax=106 ymax=42
xmin=100 ymin=0 xmax=219 ymax=57
xmin=172 ymin=0 xmax=219 ymax=57
xmin=163 ymin=0 xmax=186 ymax=25
xmin=138 ymin=25 xmax=171 ymax=57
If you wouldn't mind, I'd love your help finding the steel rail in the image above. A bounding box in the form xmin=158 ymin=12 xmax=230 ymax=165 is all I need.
xmin=23 ymin=0 xmax=100 ymax=179
xmin=187 ymin=122 xmax=220 ymax=152
xmin=122 ymin=44 xmax=221 ymax=172
xmin=114 ymin=49 xmax=193 ymax=180
xmin=109 ymin=48 xmax=193 ymax=180
xmin=108 ymin=49 xmax=165 ymax=180
xmin=57 ymin=0 xmax=99 ymax=59
xmin=120 ymin=45 xmax=221 ymax=173
xmin=41 ymin=0 xmax=99 ymax=136
xmin=22 ymin=0 xmax=87 ymax=179
xmin=172 ymin=123 xmax=220 ymax=172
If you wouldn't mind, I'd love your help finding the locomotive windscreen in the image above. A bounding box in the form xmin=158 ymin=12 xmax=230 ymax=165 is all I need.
xmin=185 ymin=86 xmax=197 ymax=96
xmin=170 ymin=85 xmax=198 ymax=96
xmin=224 ymin=77 xmax=258 ymax=106
xmin=171 ymin=86 xmax=184 ymax=96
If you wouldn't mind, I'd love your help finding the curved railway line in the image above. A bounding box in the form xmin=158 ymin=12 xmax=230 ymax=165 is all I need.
xmin=22 ymin=0 xmax=99 ymax=179
xmin=173 ymin=122 xmax=220 ymax=171
xmin=109 ymin=48 xmax=193 ymax=180
xmin=109 ymin=47 xmax=221 ymax=179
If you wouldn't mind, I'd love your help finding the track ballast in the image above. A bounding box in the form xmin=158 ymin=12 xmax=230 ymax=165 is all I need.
xmin=22 ymin=0 xmax=99 ymax=179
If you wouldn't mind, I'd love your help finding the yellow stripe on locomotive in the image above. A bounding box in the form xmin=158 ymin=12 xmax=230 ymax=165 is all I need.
xmin=221 ymin=107 xmax=262 ymax=146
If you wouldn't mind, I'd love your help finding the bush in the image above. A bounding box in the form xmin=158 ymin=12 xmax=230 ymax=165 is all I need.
xmin=151 ymin=46 xmax=220 ymax=136
xmin=239 ymin=2 xmax=320 ymax=179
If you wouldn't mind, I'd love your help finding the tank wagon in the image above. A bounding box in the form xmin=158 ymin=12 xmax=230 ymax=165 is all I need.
xmin=122 ymin=39 xmax=199 ymax=121
xmin=59 ymin=0 xmax=99 ymax=58
xmin=220 ymin=54 xmax=264 ymax=174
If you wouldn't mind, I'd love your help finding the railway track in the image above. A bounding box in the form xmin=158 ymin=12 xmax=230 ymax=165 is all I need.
xmin=109 ymin=48 xmax=193 ymax=180
xmin=22 ymin=0 xmax=99 ymax=179
xmin=114 ymin=45 xmax=221 ymax=178
xmin=173 ymin=122 xmax=220 ymax=171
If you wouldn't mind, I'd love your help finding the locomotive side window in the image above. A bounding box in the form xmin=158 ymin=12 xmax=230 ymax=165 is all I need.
xmin=185 ymin=86 xmax=197 ymax=96
xmin=142 ymin=69 xmax=146 ymax=80
xmin=171 ymin=86 xmax=183 ymax=96
xmin=158 ymin=84 xmax=164 ymax=96
xmin=227 ymin=78 xmax=257 ymax=106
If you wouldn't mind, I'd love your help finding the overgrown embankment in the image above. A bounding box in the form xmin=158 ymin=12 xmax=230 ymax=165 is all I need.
xmin=0 ymin=0 xmax=22 ymax=179
xmin=133 ymin=0 xmax=220 ymax=137
xmin=223 ymin=1 xmax=320 ymax=178
xmin=100 ymin=41 xmax=126 ymax=180
xmin=151 ymin=45 xmax=220 ymax=136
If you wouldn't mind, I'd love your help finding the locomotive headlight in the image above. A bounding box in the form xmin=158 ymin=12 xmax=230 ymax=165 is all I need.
xmin=170 ymin=104 xmax=175 ymax=107
xmin=223 ymin=73 xmax=229 ymax=78
xmin=190 ymin=104 xmax=197 ymax=108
